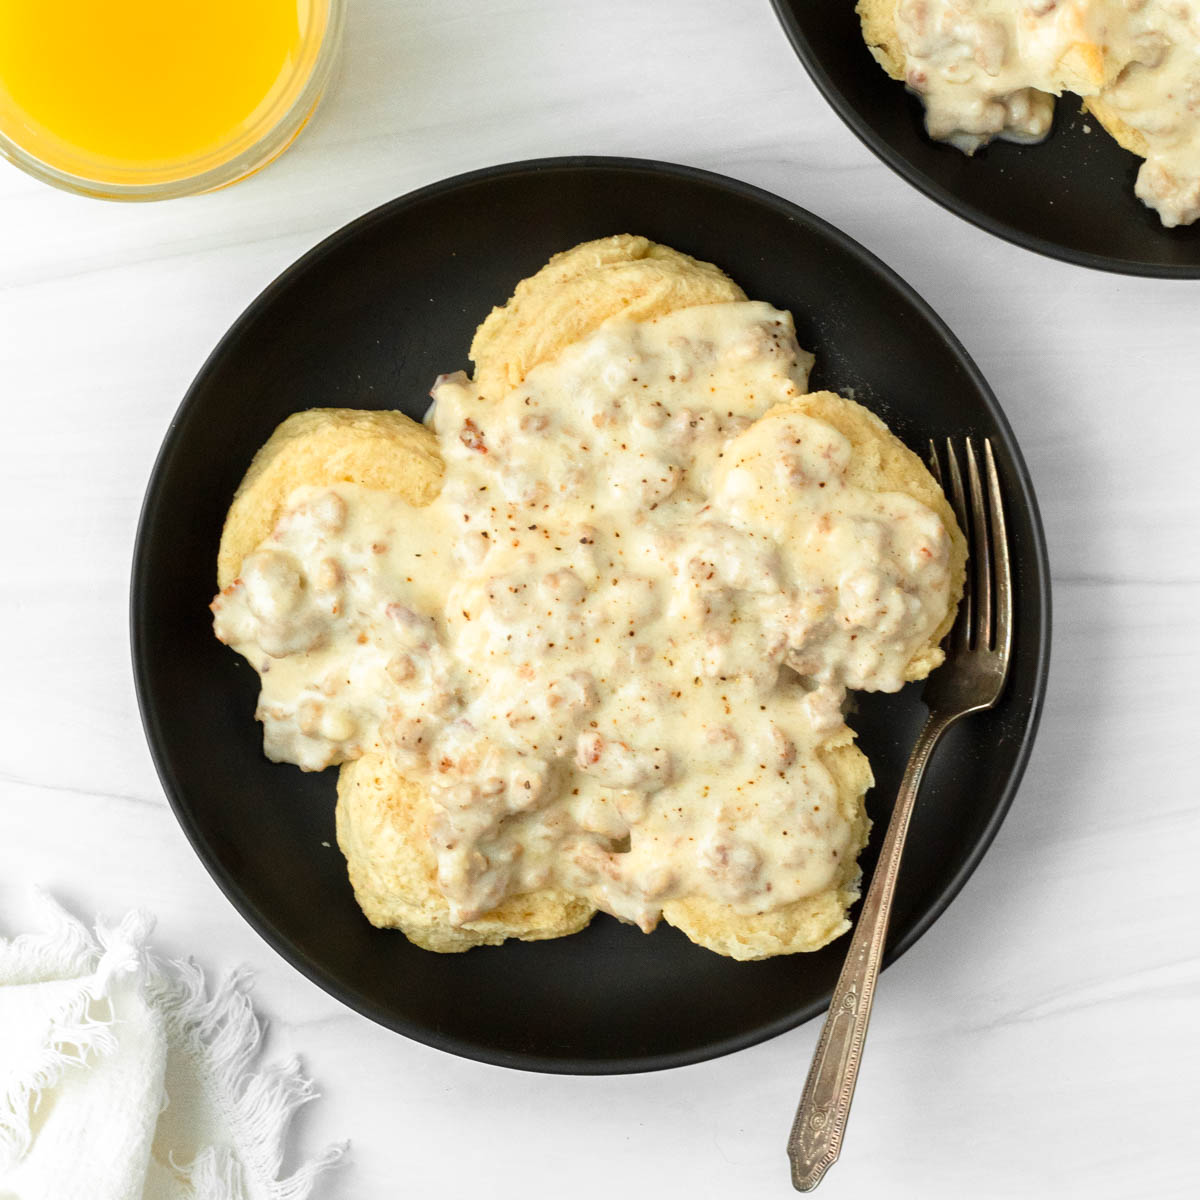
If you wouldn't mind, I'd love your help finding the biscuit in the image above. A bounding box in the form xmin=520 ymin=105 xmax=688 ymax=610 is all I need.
xmin=857 ymin=0 xmax=906 ymax=81
xmin=659 ymin=391 xmax=963 ymax=959
xmin=469 ymin=234 xmax=746 ymax=400
xmin=662 ymin=726 xmax=874 ymax=960
xmin=217 ymin=408 xmax=444 ymax=590
xmin=1082 ymin=93 xmax=1150 ymax=159
xmin=777 ymin=389 xmax=968 ymax=679
xmin=215 ymin=406 xmax=593 ymax=952
xmin=337 ymin=753 xmax=595 ymax=952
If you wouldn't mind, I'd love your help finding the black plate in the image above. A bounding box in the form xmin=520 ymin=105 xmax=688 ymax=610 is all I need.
xmin=132 ymin=157 xmax=1050 ymax=1073
xmin=771 ymin=0 xmax=1200 ymax=277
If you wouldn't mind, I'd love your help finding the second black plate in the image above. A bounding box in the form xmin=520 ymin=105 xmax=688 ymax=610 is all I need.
xmin=772 ymin=0 xmax=1200 ymax=277
xmin=132 ymin=157 xmax=1050 ymax=1073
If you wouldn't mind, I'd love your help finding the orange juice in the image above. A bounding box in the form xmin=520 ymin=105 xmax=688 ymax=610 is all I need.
xmin=0 ymin=0 xmax=330 ymax=191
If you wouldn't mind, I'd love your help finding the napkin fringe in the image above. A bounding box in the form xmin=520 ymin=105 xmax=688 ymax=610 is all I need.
xmin=2 ymin=895 xmax=344 ymax=1196
xmin=179 ymin=1143 xmax=348 ymax=1200
xmin=0 ymin=891 xmax=95 ymax=986
xmin=0 ymin=897 xmax=150 ymax=1167
xmin=149 ymin=959 xmax=345 ymax=1200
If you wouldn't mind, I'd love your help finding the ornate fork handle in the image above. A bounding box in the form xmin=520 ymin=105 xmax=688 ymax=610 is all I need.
xmin=787 ymin=708 xmax=958 ymax=1192
xmin=787 ymin=436 xmax=1012 ymax=1190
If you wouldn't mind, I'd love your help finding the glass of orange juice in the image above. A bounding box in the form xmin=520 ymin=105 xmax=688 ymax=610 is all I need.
xmin=0 ymin=0 xmax=344 ymax=200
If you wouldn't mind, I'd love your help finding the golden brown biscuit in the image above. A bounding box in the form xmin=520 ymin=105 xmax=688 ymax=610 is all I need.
xmin=857 ymin=0 xmax=906 ymax=81
xmin=779 ymin=389 xmax=967 ymax=679
xmin=469 ymin=234 xmax=746 ymax=400
xmin=215 ymin=406 xmax=593 ymax=952
xmin=1082 ymin=93 xmax=1149 ymax=159
xmin=217 ymin=408 xmax=444 ymax=590
xmin=662 ymin=728 xmax=873 ymax=961
xmin=658 ymin=391 xmax=963 ymax=959
xmin=337 ymin=753 xmax=595 ymax=952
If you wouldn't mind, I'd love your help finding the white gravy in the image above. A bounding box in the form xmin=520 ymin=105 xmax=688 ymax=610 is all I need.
xmin=212 ymin=302 xmax=952 ymax=930
xmin=894 ymin=0 xmax=1200 ymax=226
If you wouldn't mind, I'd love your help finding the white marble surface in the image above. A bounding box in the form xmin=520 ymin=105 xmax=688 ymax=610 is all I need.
xmin=2 ymin=1 xmax=1199 ymax=1196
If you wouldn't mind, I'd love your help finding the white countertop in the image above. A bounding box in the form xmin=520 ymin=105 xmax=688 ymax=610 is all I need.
xmin=2 ymin=2 xmax=1198 ymax=1196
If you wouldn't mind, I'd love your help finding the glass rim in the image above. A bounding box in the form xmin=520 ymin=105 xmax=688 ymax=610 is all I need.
xmin=0 ymin=0 xmax=346 ymax=201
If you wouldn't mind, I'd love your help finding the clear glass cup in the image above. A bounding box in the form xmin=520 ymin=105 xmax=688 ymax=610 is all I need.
xmin=0 ymin=0 xmax=345 ymax=201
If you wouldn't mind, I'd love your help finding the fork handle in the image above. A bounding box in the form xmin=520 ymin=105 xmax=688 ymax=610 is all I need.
xmin=787 ymin=709 xmax=957 ymax=1192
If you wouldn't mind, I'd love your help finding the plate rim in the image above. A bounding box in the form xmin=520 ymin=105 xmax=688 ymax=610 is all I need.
xmin=769 ymin=0 xmax=1200 ymax=280
xmin=130 ymin=154 xmax=1052 ymax=1074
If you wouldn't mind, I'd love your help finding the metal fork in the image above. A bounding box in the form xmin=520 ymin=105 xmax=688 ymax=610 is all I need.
xmin=786 ymin=437 xmax=1014 ymax=1192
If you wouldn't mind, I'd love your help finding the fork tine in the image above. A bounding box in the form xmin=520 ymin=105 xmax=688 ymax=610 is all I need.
xmin=942 ymin=439 xmax=972 ymax=649
xmin=984 ymin=439 xmax=1013 ymax=669
xmin=927 ymin=439 xmax=944 ymax=487
xmin=965 ymin=439 xmax=992 ymax=650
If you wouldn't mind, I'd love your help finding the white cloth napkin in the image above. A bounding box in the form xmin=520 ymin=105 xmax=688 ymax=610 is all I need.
xmin=0 ymin=893 xmax=344 ymax=1200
